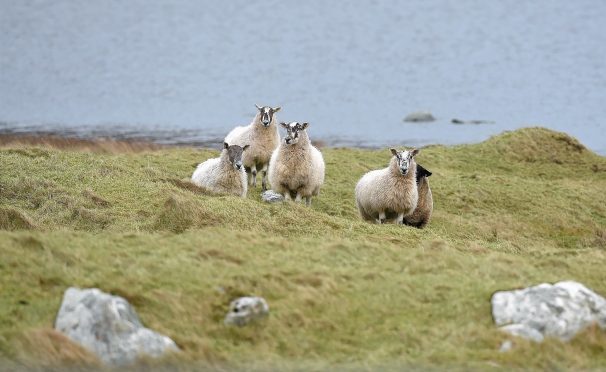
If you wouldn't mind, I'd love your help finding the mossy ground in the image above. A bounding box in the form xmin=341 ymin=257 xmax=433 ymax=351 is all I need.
xmin=1 ymin=128 xmax=605 ymax=370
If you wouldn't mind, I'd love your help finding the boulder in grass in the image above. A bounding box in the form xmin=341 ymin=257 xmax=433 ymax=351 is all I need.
xmin=54 ymin=287 xmax=179 ymax=366
xmin=491 ymin=281 xmax=606 ymax=342
xmin=224 ymin=297 xmax=269 ymax=326
xmin=261 ymin=190 xmax=284 ymax=203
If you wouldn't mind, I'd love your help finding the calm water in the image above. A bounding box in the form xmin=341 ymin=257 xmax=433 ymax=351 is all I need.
xmin=1 ymin=0 xmax=605 ymax=153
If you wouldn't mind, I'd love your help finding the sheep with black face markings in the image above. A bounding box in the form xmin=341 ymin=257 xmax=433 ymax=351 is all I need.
xmin=355 ymin=148 xmax=420 ymax=224
xmin=225 ymin=104 xmax=281 ymax=190
xmin=267 ymin=122 xmax=325 ymax=206
xmin=191 ymin=142 xmax=249 ymax=197
xmin=403 ymin=164 xmax=433 ymax=228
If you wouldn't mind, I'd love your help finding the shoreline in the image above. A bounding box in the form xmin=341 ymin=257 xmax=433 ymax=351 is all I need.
xmin=2 ymin=128 xmax=605 ymax=157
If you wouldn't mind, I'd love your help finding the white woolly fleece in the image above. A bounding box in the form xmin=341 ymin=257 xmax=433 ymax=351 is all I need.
xmin=355 ymin=156 xmax=418 ymax=222
xmin=191 ymin=150 xmax=247 ymax=197
xmin=268 ymin=130 xmax=325 ymax=200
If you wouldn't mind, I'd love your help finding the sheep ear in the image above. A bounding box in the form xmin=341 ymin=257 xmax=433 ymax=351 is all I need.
xmin=255 ymin=104 xmax=262 ymax=111
xmin=300 ymin=122 xmax=309 ymax=130
xmin=242 ymin=145 xmax=250 ymax=151
xmin=411 ymin=148 xmax=420 ymax=157
xmin=273 ymin=106 xmax=281 ymax=112
xmin=223 ymin=142 xmax=229 ymax=149
xmin=390 ymin=148 xmax=398 ymax=157
xmin=280 ymin=122 xmax=289 ymax=129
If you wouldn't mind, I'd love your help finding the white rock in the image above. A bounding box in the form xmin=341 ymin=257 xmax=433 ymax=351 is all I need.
xmin=261 ymin=190 xmax=284 ymax=203
xmin=224 ymin=297 xmax=269 ymax=326
xmin=403 ymin=111 xmax=435 ymax=122
xmin=54 ymin=287 xmax=179 ymax=365
xmin=491 ymin=281 xmax=606 ymax=342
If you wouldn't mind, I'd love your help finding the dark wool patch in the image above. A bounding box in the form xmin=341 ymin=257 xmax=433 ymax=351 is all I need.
xmin=416 ymin=164 xmax=432 ymax=184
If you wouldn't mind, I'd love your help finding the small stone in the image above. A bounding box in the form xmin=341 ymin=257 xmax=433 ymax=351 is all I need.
xmin=261 ymin=190 xmax=284 ymax=203
xmin=224 ymin=297 xmax=269 ymax=326
xmin=403 ymin=111 xmax=435 ymax=122
xmin=54 ymin=287 xmax=179 ymax=366
xmin=491 ymin=280 xmax=606 ymax=342
xmin=499 ymin=340 xmax=513 ymax=353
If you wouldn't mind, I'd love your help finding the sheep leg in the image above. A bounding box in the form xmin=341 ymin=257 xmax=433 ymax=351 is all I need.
xmin=295 ymin=192 xmax=302 ymax=203
xmin=284 ymin=191 xmax=292 ymax=201
xmin=376 ymin=211 xmax=386 ymax=224
xmin=397 ymin=213 xmax=405 ymax=225
xmin=305 ymin=196 xmax=312 ymax=206
xmin=261 ymin=164 xmax=268 ymax=191
xmin=250 ymin=165 xmax=257 ymax=187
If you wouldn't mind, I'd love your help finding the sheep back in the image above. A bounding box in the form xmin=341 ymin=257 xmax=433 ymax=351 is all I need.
xmin=403 ymin=176 xmax=433 ymax=228
xmin=225 ymin=122 xmax=279 ymax=170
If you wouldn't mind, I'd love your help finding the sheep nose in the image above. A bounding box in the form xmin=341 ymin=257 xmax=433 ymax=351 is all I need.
xmin=236 ymin=163 xmax=242 ymax=170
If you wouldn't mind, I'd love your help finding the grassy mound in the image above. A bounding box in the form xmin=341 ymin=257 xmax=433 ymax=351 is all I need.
xmin=1 ymin=127 xmax=605 ymax=370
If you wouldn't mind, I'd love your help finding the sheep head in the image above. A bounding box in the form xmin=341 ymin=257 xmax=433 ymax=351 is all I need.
xmin=255 ymin=104 xmax=281 ymax=127
xmin=280 ymin=122 xmax=309 ymax=145
xmin=223 ymin=142 xmax=250 ymax=171
xmin=390 ymin=148 xmax=419 ymax=176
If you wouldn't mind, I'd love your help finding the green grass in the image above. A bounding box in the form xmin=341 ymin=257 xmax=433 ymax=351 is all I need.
xmin=1 ymin=127 xmax=605 ymax=370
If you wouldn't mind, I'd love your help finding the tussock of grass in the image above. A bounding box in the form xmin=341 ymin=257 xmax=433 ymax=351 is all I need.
xmin=1 ymin=127 xmax=605 ymax=370
xmin=15 ymin=329 xmax=100 ymax=368
xmin=0 ymin=208 xmax=35 ymax=230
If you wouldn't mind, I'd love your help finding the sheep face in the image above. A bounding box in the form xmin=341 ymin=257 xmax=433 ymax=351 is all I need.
xmin=390 ymin=148 xmax=419 ymax=176
xmin=255 ymin=104 xmax=281 ymax=127
xmin=224 ymin=142 xmax=250 ymax=170
xmin=280 ymin=122 xmax=309 ymax=145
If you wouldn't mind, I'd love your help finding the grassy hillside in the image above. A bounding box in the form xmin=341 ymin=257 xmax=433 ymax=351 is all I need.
xmin=1 ymin=128 xmax=605 ymax=370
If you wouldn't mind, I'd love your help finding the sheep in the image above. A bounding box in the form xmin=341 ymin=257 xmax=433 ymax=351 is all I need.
xmin=191 ymin=142 xmax=250 ymax=197
xmin=355 ymin=148 xmax=420 ymax=224
xmin=403 ymin=164 xmax=433 ymax=228
xmin=224 ymin=104 xmax=281 ymax=191
xmin=267 ymin=122 xmax=325 ymax=206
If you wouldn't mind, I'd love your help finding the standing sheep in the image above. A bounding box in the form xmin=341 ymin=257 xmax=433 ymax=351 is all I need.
xmin=191 ymin=142 xmax=250 ymax=197
xmin=225 ymin=104 xmax=281 ymax=191
xmin=403 ymin=164 xmax=433 ymax=228
xmin=355 ymin=148 xmax=420 ymax=224
xmin=268 ymin=122 xmax=325 ymax=206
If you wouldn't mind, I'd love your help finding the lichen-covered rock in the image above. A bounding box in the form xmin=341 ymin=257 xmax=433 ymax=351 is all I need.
xmin=403 ymin=111 xmax=435 ymax=122
xmin=224 ymin=297 xmax=269 ymax=326
xmin=261 ymin=190 xmax=284 ymax=203
xmin=54 ymin=287 xmax=179 ymax=365
xmin=491 ymin=281 xmax=606 ymax=342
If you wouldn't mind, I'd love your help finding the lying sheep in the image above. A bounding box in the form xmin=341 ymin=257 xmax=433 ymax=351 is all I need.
xmin=355 ymin=148 xmax=420 ymax=224
xmin=191 ymin=142 xmax=249 ymax=197
xmin=225 ymin=104 xmax=281 ymax=191
xmin=403 ymin=164 xmax=433 ymax=228
xmin=268 ymin=122 xmax=325 ymax=206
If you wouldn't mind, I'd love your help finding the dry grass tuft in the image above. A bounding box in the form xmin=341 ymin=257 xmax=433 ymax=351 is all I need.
xmin=153 ymin=195 xmax=222 ymax=233
xmin=160 ymin=178 xmax=214 ymax=195
xmin=81 ymin=189 xmax=111 ymax=207
xmin=0 ymin=208 xmax=36 ymax=230
xmin=16 ymin=329 xmax=99 ymax=368
xmin=0 ymin=134 xmax=164 ymax=153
